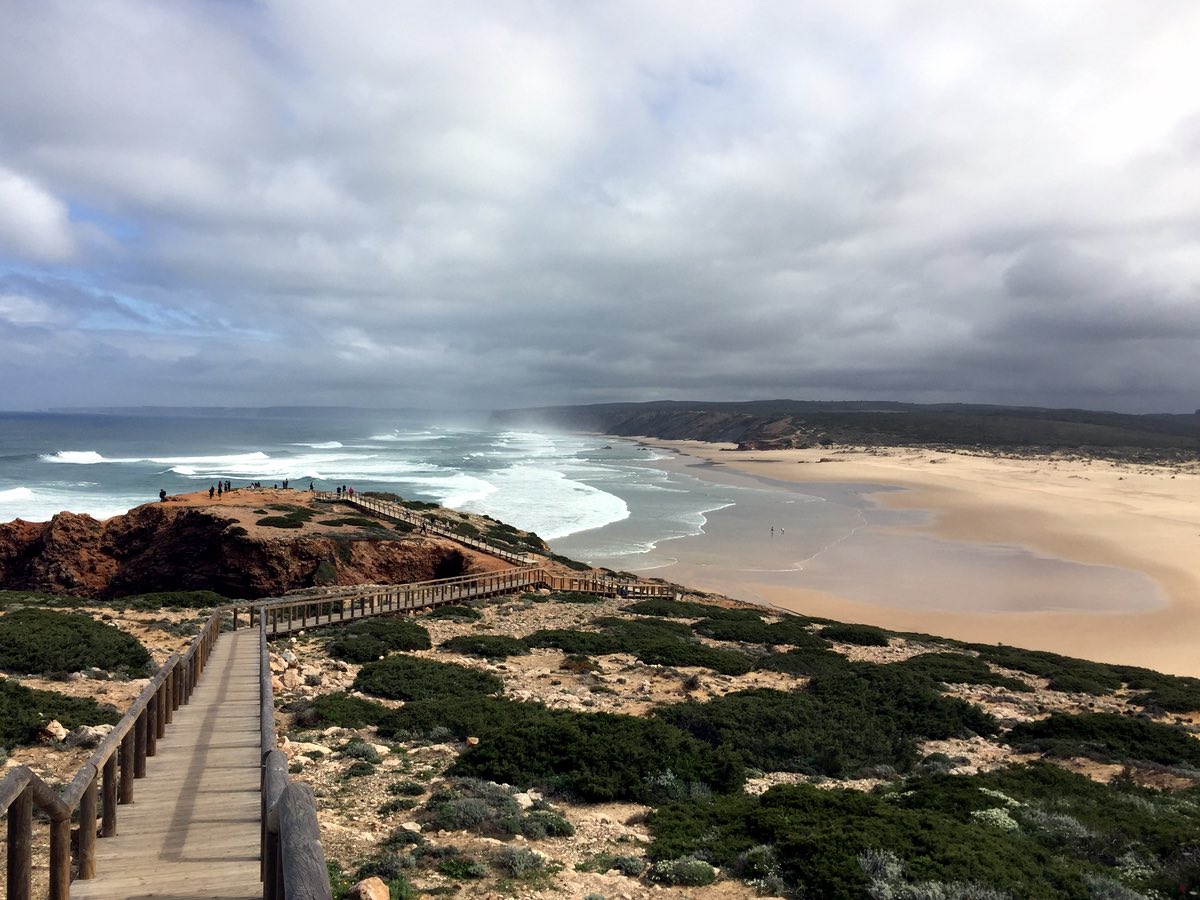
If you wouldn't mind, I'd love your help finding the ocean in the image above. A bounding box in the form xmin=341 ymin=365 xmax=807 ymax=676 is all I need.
xmin=0 ymin=409 xmax=767 ymax=570
xmin=0 ymin=409 xmax=1163 ymax=617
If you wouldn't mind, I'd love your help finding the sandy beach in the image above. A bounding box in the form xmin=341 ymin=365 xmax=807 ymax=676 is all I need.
xmin=623 ymin=440 xmax=1200 ymax=678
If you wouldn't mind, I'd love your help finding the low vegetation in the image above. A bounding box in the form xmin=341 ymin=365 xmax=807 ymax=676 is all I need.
xmin=354 ymin=655 xmax=503 ymax=701
xmin=440 ymin=634 xmax=530 ymax=659
xmin=0 ymin=679 xmax=120 ymax=748
xmin=325 ymin=617 xmax=431 ymax=663
xmin=1005 ymin=712 xmax=1200 ymax=767
xmin=0 ymin=608 xmax=151 ymax=675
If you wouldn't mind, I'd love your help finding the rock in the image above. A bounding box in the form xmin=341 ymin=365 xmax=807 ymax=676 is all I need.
xmin=40 ymin=720 xmax=69 ymax=742
xmin=399 ymin=821 xmax=422 ymax=833
xmin=466 ymin=736 xmax=480 ymax=746
xmin=288 ymin=742 xmax=333 ymax=758
xmin=281 ymin=649 xmax=299 ymax=666
xmin=347 ymin=876 xmax=389 ymax=900
xmin=66 ymin=724 xmax=113 ymax=748
xmin=269 ymin=656 xmax=288 ymax=675
xmin=281 ymin=669 xmax=303 ymax=689
xmin=271 ymin=675 xmax=284 ymax=692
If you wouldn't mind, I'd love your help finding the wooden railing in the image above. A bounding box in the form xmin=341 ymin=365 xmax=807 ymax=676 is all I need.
xmin=313 ymin=492 xmax=535 ymax=565
xmin=225 ymin=566 xmax=675 ymax=637
xmin=0 ymin=611 xmax=223 ymax=900
xmin=259 ymin=617 xmax=331 ymax=900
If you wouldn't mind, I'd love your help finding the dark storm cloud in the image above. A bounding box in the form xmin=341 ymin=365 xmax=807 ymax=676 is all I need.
xmin=1 ymin=1 xmax=1198 ymax=412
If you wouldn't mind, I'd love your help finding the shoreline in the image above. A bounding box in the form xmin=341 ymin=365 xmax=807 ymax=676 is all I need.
xmin=617 ymin=439 xmax=1200 ymax=678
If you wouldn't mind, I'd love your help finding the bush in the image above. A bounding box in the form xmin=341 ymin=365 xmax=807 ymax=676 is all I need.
xmin=422 ymin=604 xmax=483 ymax=622
xmin=1004 ymin=712 xmax=1200 ymax=767
xmin=287 ymin=692 xmax=389 ymax=729
xmin=649 ymin=856 xmax=717 ymax=886
xmin=124 ymin=590 xmax=228 ymax=610
xmin=440 ymin=634 xmax=530 ymax=659
xmin=522 ymin=808 xmax=575 ymax=838
xmin=596 ymin=617 xmax=756 ymax=675
xmin=965 ymin=644 xmax=1123 ymax=696
xmin=0 ymin=679 xmax=119 ymax=748
xmin=344 ymin=760 xmax=376 ymax=778
xmin=694 ymin=616 xmax=827 ymax=649
xmin=340 ymin=738 xmax=382 ymax=763
xmin=384 ymin=696 xmax=744 ymax=803
xmin=659 ymin=665 xmax=998 ymax=777
xmin=896 ymin=653 xmax=1033 ymax=692
xmin=757 ymin=647 xmax=853 ymax=678
xmin=355 ymin=655 xmax=502 ymax=701
xmin=326 ymin=617 xmax=431 ymax=663
xmin=0 ymin=608 xmax=152 ymax=675
xmin=389 ymin=780 xmax=427 ymax=796
xmin=437 ymin=856 xmax=488 ymax=879
xmin=820 ymin=623 xmax=891 ymax=646
xmin=494 ymin=847 xmax=549 ymax=877
xmin=523 ymin=629 xmax=620 ymax=656
xmin=626 ymin=598 xmax=763 ymax=620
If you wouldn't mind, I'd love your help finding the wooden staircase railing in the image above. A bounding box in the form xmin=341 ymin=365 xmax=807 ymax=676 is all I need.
xmin=0 ymin=611 xmax=222 ymax=900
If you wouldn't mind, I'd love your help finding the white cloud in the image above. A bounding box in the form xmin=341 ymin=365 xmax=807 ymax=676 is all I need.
xmin=0 ymin=166 xmax=75 ymax=261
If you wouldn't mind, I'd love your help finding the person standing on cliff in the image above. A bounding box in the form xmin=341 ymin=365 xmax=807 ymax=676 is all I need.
xmin=159 ymin=488 xmax=167 ymax=502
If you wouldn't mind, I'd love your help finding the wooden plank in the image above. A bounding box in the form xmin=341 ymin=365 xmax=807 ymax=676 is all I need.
xmin=70 ymin=630 xmax=264 ymax=900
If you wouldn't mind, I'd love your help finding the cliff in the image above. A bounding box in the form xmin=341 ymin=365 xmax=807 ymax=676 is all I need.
xmin=0 ymin=497 xmax=477 ymax=600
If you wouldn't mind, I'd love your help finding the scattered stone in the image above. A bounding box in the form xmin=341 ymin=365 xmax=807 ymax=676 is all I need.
xmin=348 ymin=876 xmax=389 ymax=900
xmin=40 ymin=720 xmax=69 ymax=742
xmin=65 ymin=724 xmax=113 ymax=748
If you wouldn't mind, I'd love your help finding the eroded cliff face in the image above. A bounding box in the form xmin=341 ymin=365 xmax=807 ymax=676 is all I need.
xmin=0 ymin=503 xmax=472 ymax=600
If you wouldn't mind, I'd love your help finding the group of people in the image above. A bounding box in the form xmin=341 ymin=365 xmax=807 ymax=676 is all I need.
xmin=208 ymin=480 xmax=234 ymax=499
xmin=334 ymin=485 xmax=355 ymax=498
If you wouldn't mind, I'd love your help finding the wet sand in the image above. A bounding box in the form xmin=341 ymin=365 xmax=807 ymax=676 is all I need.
xmin=619 ymin=440 xmax=1200 ymax=678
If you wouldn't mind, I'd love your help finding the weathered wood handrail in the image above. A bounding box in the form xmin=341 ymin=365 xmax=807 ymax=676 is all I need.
xmin=0 ymin=610 xmax=224 ymax=900
xmin=259 ymin=615 xmax=332 ymax=900
xmin=313 ymin=491 xmax=536 ymax=565
xmin=225 ymin=565 xmax=676 ymax=639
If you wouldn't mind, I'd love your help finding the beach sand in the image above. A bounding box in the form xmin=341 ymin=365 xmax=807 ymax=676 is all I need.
xmin=623 ymin=440 xmax=1200 ymax=678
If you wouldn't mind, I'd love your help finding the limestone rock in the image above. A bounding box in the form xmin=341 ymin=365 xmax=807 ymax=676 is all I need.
xmin=347 ymin=876 xmax=389 ymax=900
xmin=40 ymin=720 xmax=69 ymax=742
xmin=66 ymin=724 xmax=113 ymax=748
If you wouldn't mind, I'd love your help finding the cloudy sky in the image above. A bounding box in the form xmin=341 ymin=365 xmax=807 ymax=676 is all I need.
xmin=2 ymin=1 xmax=1198 ymax=413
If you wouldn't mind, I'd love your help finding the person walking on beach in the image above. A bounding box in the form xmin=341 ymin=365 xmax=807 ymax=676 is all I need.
xmin=217 ymin=483 xmax=222 ymax=499
xmin=209 ymin=485 xmax=215 ymax=499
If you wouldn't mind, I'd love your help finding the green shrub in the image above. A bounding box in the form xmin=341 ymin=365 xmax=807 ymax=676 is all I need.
xmin=340 ymin=738 xmax=382 ymax=763
xmin=0 ymin=590 xmax=94 ymax=609
xmin=896 ymin=653 xmax=1033 ymax=692
xmin=693 ymin=616 xmax=827 ymax=648
xmin=626 ymin=598 xmax=763 ymax=620
xmin=124 ymin=590 xmax=228 ymax=610
xmin=523 ymin=629 xmax=620 ymax=656
xmin=965 ymin=644 xmax=1123 ymax=696
xmin=548 ymin=552 xmax=592 ymax=571
xmin=256 ymin=515 xmax=305 ymax=528
xmin=1113 ymin=666 xmax=1200 ymax=713
xmin=317 ymin=516 xmax=386 ymax=529
xmin=384 ymin=696 xmax=744 ymax=803
xmin=287 ymin=692 xmax=389 ymax=729
xmin=0 ymin=608 xmax=151 ymax=675
xmin=521 ymin=808 xmax=575 ymax=838
xmin=422 ymin=605 xmax=483 ymax=622
xmin=326 ymin=617 xmax=431 ymax=663
xmin=355 ymin=655 xmax=502 ymax=701
xmin=649 ymin=856 xmax=717 ymax=886
xmin=592 ymin=617 xmax=756 ymax=675
xmin=544 ymin=590 xmax=607 ymax=604
xmin=659 ymin=665 xmax=998 ymax=777
xmin=1004 ymin=712 xmax=1200 ymax=767
xmin=0 ymin=679 xmax=119 ymax=748
xmin=389 ymin=780 xmax=426 ymax=797
xmin=440 ymin=634 xmax=531 ymax=659
xmin=820 ymin=623 xmax=891 ymax=646
xmin=494 ymin=847 xmax=550 ymax=877
xmin=453 ymin=521 xmax=480 ymax=537
xmin=344 ymin=760 xmax=376 ymax=778
xmin=756 ymin=647 xmax=853 ymax=678
xmin=437 ymin=856 xmax=488 ymax=879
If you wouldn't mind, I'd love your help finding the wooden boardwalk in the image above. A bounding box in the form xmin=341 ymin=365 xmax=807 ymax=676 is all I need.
xmin=69 ymin=630 xmax=263 ymax=900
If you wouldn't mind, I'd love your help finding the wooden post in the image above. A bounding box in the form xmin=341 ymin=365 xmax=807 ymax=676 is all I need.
xmin=134 ymin=710 xmax=148 ymax=778
xmin=102 ymin=754 xmax=118 ymax=836
xmin=277 ymin=783 xmax=334 ymax=900
xmin=7 ymin=784 xmax=32 ymax=900
xmin=78 ymin=772 xmax=99 ymax=879
xmin=120 ymin=732 xmax=135 ymax=803
xmin=146 ymin=695 xmax=158 ymax=757
xmin=49 ymin=816 xmax=70 ymax=900
xmin=156 ymin=681 xmax=167 ymax=737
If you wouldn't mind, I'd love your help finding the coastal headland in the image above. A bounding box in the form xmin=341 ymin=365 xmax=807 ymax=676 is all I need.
xmin=632 ymin=439 xmax=1200 ymax=678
